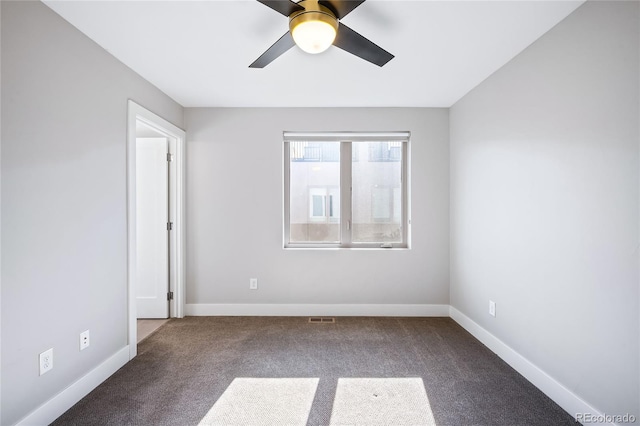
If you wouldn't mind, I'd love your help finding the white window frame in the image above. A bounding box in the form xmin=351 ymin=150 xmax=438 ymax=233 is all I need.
xmin=283 ymin=132 xmax=410 ymax=249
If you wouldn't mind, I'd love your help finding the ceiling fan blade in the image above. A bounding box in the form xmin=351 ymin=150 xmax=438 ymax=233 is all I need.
xmin=249 ymin=32 xmax=296 ymax=68
xmin=333 ymin=23 xmax=394 ymax=67
xmin=256 ymin=0 xmax=305 ymax=17
xmin=318 ymin=0 xmax=365 ymax=20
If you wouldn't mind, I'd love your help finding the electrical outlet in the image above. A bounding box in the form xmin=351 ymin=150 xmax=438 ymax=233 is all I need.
xmin=489 ymin=300 xmax=496 ymax=317
xmin=80 ymin=330 xmax=90 ymax=351
xmin=39 ymin=348 xmax=53 ymax=376
xmin=249 ymin=278 xmax=258 ymax=290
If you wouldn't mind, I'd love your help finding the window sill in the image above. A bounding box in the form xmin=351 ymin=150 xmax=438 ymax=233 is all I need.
xmin=283 ymin=246 xmax=410 ymax=250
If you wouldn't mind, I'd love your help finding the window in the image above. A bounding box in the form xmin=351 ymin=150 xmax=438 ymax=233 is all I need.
xmin=284 ymin=132 xmax=409 ymax=248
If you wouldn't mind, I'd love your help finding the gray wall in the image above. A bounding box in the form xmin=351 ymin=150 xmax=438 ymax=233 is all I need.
xmin=450 ymin=0 xmax=639 ymax=419
xmin=185 ymin=108 xmax=449 ymax=306
xmin=1 ymin=2 xmax=183 ymax=424
xmin=0 ymin=1 xmax=3 ymax=422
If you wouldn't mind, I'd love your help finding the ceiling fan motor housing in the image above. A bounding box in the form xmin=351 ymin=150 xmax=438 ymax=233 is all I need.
xmin=289 ymin=0 xmax=339 ymax=53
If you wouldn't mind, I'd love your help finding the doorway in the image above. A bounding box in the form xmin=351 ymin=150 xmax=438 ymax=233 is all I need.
xmin=127 ymin=101 xmax=186 ymax=359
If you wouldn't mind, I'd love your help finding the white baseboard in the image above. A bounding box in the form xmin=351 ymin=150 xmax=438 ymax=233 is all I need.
xmin=17 ymin=346 xmax=130 ymax=426
xmin=449 ymin=307 xmax=610 ymax=425
xmin=185 ymin=303 xmax=450 ymax=317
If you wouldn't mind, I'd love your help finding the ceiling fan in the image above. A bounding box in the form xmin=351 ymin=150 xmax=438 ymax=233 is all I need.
xmin=250 ymin=0 xmax=394 ymax=68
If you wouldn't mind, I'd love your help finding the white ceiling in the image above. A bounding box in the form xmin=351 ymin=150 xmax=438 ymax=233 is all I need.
xmin=43 ymin=0 xmax=584 ymax=108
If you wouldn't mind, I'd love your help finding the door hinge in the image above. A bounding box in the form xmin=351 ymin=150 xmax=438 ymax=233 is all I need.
xmin=167 ymin=222 xmax=173 ymax=231
xmin=167 ymin=153 xmax=173 ymax=162
xmin=167 ymin=291 xmax=174 ymax=301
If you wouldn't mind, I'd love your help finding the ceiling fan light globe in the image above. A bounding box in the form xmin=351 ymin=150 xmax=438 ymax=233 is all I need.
xmin=292 ymin=20 xmax=337 ymax=54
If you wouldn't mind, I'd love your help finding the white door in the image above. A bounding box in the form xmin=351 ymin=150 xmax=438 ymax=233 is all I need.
xmin=136 ymin=137 xmax=169 ymax=318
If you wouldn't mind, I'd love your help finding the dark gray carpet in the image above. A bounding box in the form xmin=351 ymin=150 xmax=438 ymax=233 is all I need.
xmin=51 ymin=317 xmax=578 ymax=426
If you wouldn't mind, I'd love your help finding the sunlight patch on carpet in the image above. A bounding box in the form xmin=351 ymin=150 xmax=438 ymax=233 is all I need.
xmin=329 ymin=378 xmax=437 ymax=426
xmin=198 ymin=378 xmax=319 ymax=426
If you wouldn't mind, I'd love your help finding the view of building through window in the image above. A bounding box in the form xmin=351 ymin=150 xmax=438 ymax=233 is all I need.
xmin=285 ymin=134 xmax=408 ymax=248
xmin=352 ymin=141 xmax=402 ymax=243
xmin=289 ymin=142 xmax=341 ymax=243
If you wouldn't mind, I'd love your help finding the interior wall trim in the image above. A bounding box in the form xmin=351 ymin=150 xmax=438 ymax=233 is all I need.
xmin=448 ymin=307 xmax=609 ymax=425
xmin=16 ymin=346 xmax=129 ymax=426
xmin=185 ymin=303 xmax=450 ymax=317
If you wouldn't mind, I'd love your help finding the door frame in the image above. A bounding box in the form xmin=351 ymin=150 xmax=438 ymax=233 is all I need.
xmin=127 ymin=100 xmax=186 ymax=359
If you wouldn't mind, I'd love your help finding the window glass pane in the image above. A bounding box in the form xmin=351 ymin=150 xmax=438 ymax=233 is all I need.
xmin=372 ymin=187 xmax=391 ymax=220
xmin=289 ymin=142 xmax=340 ymax=243
xmin=352 ymin=141 xmax=402 ymax=243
